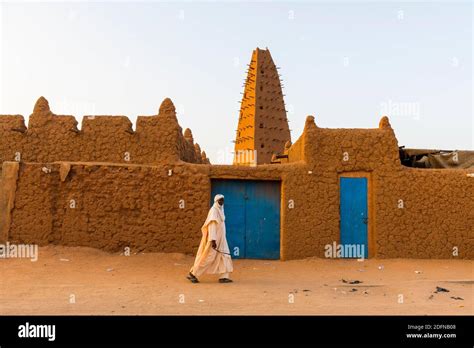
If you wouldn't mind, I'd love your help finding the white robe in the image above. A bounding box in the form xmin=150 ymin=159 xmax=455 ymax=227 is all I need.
xmin=190 ymin=204 xmax=233 ymax=277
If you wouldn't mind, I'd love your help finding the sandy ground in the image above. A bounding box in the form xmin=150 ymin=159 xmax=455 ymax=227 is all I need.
xmin=0 ymin=246 xmax=472 ymax=315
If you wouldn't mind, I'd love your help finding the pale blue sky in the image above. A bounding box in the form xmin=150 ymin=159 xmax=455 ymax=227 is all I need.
xmin=0 ymin=1 xmax=472 ymax=163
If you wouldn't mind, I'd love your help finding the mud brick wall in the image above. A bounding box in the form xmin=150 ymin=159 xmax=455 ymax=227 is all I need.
xmin=375 ymin=168 xmax=474 ymax=258
xmin=6 ymin=162 xmax=286 ymax=254
xmin=0 ymin=162 xmax=20 ymax=242
xmin=281 ymin=115 xmax=397 ymax=259
xmin=7 ymin=162 xmax=211 ymax=253
xmin=0 ymin=97 xmax=209 ymax=166
xmin=6 ymin=157 xmax=471 ymax=259
xmin=7 ymin=162 xmax=57 ymax=245
xmin=282 ymin=115 xmax=473 ymax=259
xmin=281 ymin=164 xmax=340 ymax=259
xmin=280 ymin=165 xmax=473 ymax=260
xmin=286 ymin=134 xmax=304 ymax=162
xmin=1 ymin=109 xmax=471 ymax=259
xmin=300 ymin=115 xmax=400 ymax=171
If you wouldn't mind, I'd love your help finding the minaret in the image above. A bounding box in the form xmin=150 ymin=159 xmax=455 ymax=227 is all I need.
xmin=233 ymin=48 xmax=291 ymax=165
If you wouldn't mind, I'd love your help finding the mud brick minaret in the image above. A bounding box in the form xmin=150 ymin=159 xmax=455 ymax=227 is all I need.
xmin=233 ymin=48 xmax=291 ymax=165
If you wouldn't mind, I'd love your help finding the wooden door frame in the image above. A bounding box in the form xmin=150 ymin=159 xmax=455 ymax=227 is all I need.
xmin=338 ymin=172 xmax=376 ymax=258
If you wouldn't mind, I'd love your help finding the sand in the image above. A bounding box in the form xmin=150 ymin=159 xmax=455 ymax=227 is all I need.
xmin=0 ymin=246 xmax=472 ymax=315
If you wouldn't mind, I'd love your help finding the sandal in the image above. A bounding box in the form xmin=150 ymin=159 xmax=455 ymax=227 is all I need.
xmin=187 ymin=273 xmax=199 ymax=283
xmin=219 ymin=278 xmax=233 ymax=283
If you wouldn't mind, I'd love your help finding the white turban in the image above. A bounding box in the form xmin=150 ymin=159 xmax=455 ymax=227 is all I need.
xmin=214 ymin=194 xmax=224 ymax=203
xmin=212 ymin=194 xmax=225 ymax=221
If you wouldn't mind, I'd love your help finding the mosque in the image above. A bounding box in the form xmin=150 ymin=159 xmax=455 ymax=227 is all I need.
xmin=0 ymin=48 xmax=472 ymax=260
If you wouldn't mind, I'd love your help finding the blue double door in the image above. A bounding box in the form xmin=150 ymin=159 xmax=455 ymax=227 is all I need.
xmin=210 ymin=180 xmax=281 ymax=259
xmin=339 ymin=177 xmax=369 ymax=258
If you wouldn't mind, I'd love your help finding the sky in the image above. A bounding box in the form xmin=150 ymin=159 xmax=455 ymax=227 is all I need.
xmin=0 ymin=1 xmax=472 ymax=163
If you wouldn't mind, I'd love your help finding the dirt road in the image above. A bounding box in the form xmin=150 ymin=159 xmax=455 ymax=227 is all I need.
xmin=0 ymin=246 xmax=472 ymax=315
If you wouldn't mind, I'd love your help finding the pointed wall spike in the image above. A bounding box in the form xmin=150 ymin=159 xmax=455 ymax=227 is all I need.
xmin=33 ymin=96 xmax=51 ymax=114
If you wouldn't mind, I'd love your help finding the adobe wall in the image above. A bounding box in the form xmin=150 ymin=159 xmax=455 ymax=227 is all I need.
xmin=4 ymin=162 xmax=286 ymax=254
xmin=0 ymin=97 xmax=209 ymax=166
xmin=375 ymin=168 xmax=473 ymax=258
xmin=0 ymin=110 xmax=471 ymax=259
xmin=281 ymin=115 xmax=473 ymax=259
xmin=6 ymin=162 xmax=211 ymax=253
xmin=3 ymin=158 xmax=471 ymax=259
xmin=279 ymin=164 xmax=473 ymax=260
xmin=0 ymin=162 xmax=19 ymax=242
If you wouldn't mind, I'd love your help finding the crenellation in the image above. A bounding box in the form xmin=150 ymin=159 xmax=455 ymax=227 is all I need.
xmin=0 ymin=97 xmax=207 ymax=165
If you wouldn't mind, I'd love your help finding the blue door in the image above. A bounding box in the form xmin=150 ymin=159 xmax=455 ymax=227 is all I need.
xmin=211 ymin=180 xmax=280 ymax=259
xmin=340 ymin=177 xmax=368 ymax=258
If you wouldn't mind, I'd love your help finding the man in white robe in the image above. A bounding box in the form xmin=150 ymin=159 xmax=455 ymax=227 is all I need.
xmin=187 ymin=194 xmax=233 ymax=283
